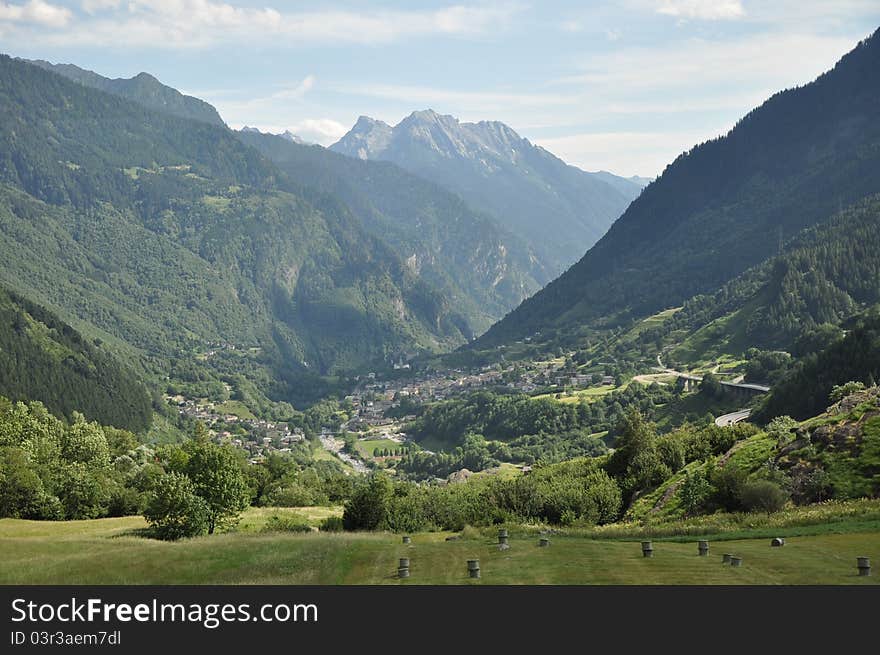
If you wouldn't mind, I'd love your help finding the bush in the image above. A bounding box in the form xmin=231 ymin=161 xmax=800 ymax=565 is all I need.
xmin=679 ymin=468 xmax=713 ymax=516
xmin=144 ymin=472 xmax=209 ymax=540
xmin=740 ymin=479 xmax=789 ymax=515
xmin=343 ymin=472 xmax=393 ymax=530
xmin=262 ymin=515 xmax=312 ymax=533
xmin=319 ymin=516 xmax=344 ymax=532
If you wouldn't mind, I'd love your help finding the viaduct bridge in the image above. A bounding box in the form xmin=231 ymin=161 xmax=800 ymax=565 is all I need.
xmin=676 ymin=373 xmax=770 ymax=401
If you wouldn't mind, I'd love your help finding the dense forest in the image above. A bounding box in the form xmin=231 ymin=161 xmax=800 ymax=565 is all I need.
xmin=0 ymin=55 xmax=478 ymax=401
xmin=0 ymin=286 xmax=151 ymax=432
xmin=663 ymin=196 xmax=880 ymax=353
xmin=756 ymin=310 xmax=880 ymax=420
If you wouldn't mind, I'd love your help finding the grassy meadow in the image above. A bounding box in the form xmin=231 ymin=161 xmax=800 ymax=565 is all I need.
xmin=0 ymin=505 xmax=877 ymax=585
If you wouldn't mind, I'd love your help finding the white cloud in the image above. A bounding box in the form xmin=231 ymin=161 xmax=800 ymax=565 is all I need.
xmin=555 ymin=32 xmax=857 ymax=93
xmin=655 ymin=0 xmax=745 ymax=20
xmin=0 ymin=0 xmax=71 ymax=27
xmin=335 ymin=82 xmax=576 ymax=114
xmin=14 ymin=1 xmax=524 ymax=48
xmin=80 ymin=0 xmax=120 ymax=14
xmin=287 ymin=119 xmax=349 ymax=146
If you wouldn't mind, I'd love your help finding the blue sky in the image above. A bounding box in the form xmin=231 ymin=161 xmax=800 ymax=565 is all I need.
xmin=2 ymin=1 xmax=878 ymax=176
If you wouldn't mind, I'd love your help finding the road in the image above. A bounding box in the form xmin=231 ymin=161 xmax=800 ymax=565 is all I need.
xmin=714 ymin=409 xmax=752 ymax=426
xmin=319 ymin=434 xmax=369 ymax=474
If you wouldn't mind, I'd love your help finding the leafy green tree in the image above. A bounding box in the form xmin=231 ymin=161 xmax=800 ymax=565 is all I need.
xmin=184 ymin=442 xmax=250 ymax=534
xmin=144 ymin=472 xmax=209 ymax=540
xmin=56 ymin=462 xmax=110 ymax=519
xmin=699 ymin=373 xmax=723 ymax=399
xmin=707 ymin=464 xmax=749 ymax=512
xmin=0 ymin=447 xmax=47 ymax=518
xmin=679 ymin=469 xmax=712 ymax=516
xmin=343 ymin=472 xmax=393 ymax=530
xmin=61 ymin=414 xmax=111 ymax=467
xmin=765 ymin=416 xmax=798 ymax=446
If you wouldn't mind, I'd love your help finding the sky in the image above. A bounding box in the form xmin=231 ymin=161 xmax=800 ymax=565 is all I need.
xmin=1 ymin=1 xmax=879 ymax=177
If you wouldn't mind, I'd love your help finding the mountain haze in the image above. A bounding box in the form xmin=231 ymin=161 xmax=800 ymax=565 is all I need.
xmin=331 ymin=110 xmax=643 ymax=276
xmin=238 ymin=128 xmax=547 ymax=333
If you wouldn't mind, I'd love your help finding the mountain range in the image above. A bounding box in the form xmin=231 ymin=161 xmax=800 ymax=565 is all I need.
xmin=331 ymin=110 xmax=645 ymax=276
xmin=0 ymin=55 xmax=476 ymax=395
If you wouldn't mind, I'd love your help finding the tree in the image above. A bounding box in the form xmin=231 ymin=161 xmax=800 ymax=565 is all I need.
xmin=184 ymin=442 xmax=250 ymax=534
xmin=61 ymin=414 xmax=111 ymax=467
xmin=707 ymin=463 xmax=749 ymax=512
xmin=678 ymin=469 xmax=712 ymax=516
xmin=0 ymin=447 xmax=47 ymax=518
xmin=343 ymin=472 xmax=393 ymax=530
xmin=144 ymin=472 xmax=209 ymax=540
xmin=56 ymin=462 xmax=110 ymax=519
xmin=765 ymin=415 xmax=798 ymax=446
xmin=699 ymin=373 xmax=723 ymax=399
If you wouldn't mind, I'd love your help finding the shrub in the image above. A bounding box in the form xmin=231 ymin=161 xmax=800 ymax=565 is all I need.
xmin=829 ymin=381 xmax=866 ymax=403
xmin=262 ymin=515 xmax=312 ymax=533
xmin=740 ymin=479 xmax=789 ymax=515
xmin=319 ymin=516 xmax=344 ymax=532
xmin=144 ymin=472 xmax=209 ymax=540
xmin=343 ymin=472 xmax=393 ymax=530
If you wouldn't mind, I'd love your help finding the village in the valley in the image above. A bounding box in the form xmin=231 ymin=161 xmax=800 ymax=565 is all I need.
xmin=166 ymin=349 xmax=617 ymax=474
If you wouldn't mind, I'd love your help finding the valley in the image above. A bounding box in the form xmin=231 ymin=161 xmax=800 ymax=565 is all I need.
xmin=1 ymin=23 xmax=880 ymax=588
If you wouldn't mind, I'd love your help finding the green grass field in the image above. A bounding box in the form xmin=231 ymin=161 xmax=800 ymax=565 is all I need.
xmin=213 ymin=400 xmax=257 ymax=421
xmin=355 ymin=438 xmax=403 ymax=459
xmin=1 ymin=511 xmax=876 ymax=585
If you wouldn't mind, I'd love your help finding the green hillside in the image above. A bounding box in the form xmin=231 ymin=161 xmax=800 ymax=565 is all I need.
xmin=0 ymin=286 xmax=151 ymax=431
xmin=756 ymin=312 xmax=880 ymax=421
xmin=25 ymin=59 xmax=226 ymax=127
xmin=477 ymin=28 xmax=880 ymax=349
xmin=0 ymin=54 xmax=472 ymax=398
xmin=665 ymin=196 xmax=880 ymax=358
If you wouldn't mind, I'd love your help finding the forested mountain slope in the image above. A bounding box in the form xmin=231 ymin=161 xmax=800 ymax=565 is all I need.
xmin=25 ymin=58 xmax=226 ymax=127
xmin=0 ymin=285 xmax=151 ymax=431
xmin=238 ymin=129 xmax=548 ymax=332
xmin=477 ymin=28 xmax=880 ymax=348
xmin=0 ymin=55 xmax=470 ymax=392
xmin=663 ymin=195 xmax=880 ymax=355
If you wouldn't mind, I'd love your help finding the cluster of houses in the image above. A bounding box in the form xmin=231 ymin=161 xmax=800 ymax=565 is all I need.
xmin=346 ymin=359 xmax=618 ymax=423
xmin=167 ymin=395 xmax=304 ymax=463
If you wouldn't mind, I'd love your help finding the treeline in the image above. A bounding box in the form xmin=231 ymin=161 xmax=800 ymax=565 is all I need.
xmin=662 ymin=196 xmax=880 ymax=353
xmin=0 ymin=397 xmax=147 ymax=520
xmin=345 ymin=410 xmax=760 ymax=531
xmin=343 ymin=458 xmax=622 ymax=533
xmin=409 ymin=386 xmax=674 ymax=448
xmin=0 ymin=286 xmax=151 ymax=432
